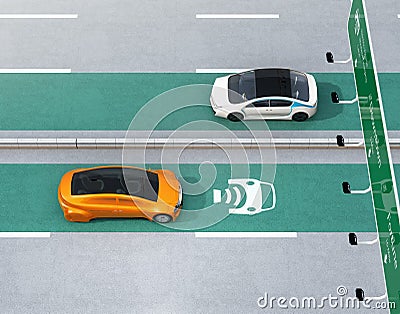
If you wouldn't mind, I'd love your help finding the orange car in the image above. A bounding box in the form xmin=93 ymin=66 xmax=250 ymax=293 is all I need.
xmin=58 ymin=166 xmax=182 ymax=223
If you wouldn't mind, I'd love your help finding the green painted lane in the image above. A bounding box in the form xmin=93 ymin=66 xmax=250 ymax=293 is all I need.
xmin=379 ymin=73 xmax=400 ymax=131
xmin=0 ymin=73 xmax=365 ymax=131
xmin=0 ymin=163 xmax=380 ymax=232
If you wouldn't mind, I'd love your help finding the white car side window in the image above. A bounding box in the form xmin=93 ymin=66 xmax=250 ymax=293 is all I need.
xmin=249 ymin=99 xmax=269 ymax=108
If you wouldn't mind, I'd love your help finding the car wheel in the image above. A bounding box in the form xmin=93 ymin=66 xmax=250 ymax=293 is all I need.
xmin=292 ymin=112 xmax=308 ymax=122
xmin=227 ymin=112 xmax=244 ymax=122
xmin=153 ymin=214 xmax=172 ymax=223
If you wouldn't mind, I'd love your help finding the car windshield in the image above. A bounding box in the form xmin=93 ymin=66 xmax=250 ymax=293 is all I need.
xmin=228 ymin=71 xmax=256 ymax=104
xmin=289 ymin=70 xmax=309 ymax=102
xmin=71 ymin=167 xmax=159 ymax=202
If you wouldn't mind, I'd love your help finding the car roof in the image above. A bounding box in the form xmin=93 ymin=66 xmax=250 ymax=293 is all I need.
xmin=71 ymin=167 xmax=159 ymax=201
xmin=254 ymin=69 xmax=292 ymax=98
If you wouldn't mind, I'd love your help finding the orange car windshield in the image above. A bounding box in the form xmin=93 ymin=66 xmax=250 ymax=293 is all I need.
xmin=71 ymin=167 xmax=159 ymax=202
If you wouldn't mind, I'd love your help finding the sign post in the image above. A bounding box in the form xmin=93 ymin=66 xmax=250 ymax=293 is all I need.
xmin=348 ymin=0 xmax=400 ymax=311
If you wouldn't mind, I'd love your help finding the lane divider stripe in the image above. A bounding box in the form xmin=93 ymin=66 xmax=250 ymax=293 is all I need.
xmin=195 ymin=232 xmax=298 ymax=238
xmin=196 ymin=14 xmax=279 ymax=19
xmin=0 ymin=14 xmax=77 ymax=19
xmin=0 ymin=69 xmax=71 ymax=73
xmin=0 ymin=232 xmax=51 ymax=238
xmin=196 ymin=69 xmax=250 ymax=73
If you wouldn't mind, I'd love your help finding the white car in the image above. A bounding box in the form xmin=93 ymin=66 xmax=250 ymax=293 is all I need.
xmin=210 ymin=68 xmax=318 ymax=122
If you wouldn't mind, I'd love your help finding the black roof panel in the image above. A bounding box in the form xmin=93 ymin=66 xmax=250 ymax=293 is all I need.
xmin=71 ymin=167 xmax=159 ymax=202
xmin=254 ymin=69 xmax=292 ymax=98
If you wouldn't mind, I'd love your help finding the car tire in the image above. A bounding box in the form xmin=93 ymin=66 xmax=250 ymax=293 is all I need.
xmin=292 ymin=112 xmax=309 ymax=122
xmin=153 ymin=214 xmax=173 ymax=223
xmin=227 ymin=112 xmax=244 ymax=122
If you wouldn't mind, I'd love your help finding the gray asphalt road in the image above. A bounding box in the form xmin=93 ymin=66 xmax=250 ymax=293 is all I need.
xmin=0 ymin=0 xmax=397 ymax=72
xmin=0 ymin=2 xmax=398 ymax=313
xmin=366 ymin=0 xmax=400 ymax=72
xmin=0 ymin=232 xmax=388 ymax=314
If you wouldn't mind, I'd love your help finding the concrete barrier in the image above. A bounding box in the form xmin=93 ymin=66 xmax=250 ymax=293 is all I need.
xmin=0 ymin=137 xmax=399 ymax=149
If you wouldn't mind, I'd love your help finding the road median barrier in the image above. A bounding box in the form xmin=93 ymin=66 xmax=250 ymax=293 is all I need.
xmin=0 ymin=137 xmax=399 ymax=149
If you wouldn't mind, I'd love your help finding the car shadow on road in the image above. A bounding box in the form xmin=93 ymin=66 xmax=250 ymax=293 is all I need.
xmin=179 ymin=176 xmax=209 ymax=211
xmin=311 ymin=82 xmax=345 ymax=121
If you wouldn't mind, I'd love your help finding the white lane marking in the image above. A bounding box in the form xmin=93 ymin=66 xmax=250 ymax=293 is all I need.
xmin=0 ymin=232 xmax=51 ymax=238
xmin=0 ymin=69 xmax=71 ymax=73
xmin=196 ymin=14 xmax=279 ymax=19
xmin=195 ymin=232 xmax=297 ymax=238
xmin=196 ymin=68 xmax=250 ymax=73
xmin=0 ymin=14 xmax=78 ymax=19
xmin=398 ymin=14 xmax=400 ymax=18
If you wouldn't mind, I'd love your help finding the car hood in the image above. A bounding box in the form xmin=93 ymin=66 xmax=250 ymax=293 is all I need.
xmin=155 ymin=169 xmax=180 ymax=207
xmin=306 ymin=73 xmax=318 ymax=105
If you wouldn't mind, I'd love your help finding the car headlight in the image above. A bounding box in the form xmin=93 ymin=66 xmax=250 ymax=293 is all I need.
xmin=174 ymin=185 xmax=183 ymax=212
xmin=210 ymin=95 xmax=221 ymax=109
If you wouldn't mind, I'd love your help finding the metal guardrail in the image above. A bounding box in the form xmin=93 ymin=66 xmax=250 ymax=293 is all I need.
xmin=0 ymin=137 xmax=399 ymax=149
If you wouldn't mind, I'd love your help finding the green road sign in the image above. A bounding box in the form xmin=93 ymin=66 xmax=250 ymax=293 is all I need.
xmin=348 ymin=0 xmax=400 ymax=311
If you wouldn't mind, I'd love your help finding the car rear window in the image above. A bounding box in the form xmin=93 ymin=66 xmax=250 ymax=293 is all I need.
xmin=71 ymin=167 xmax=159 ymax=202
